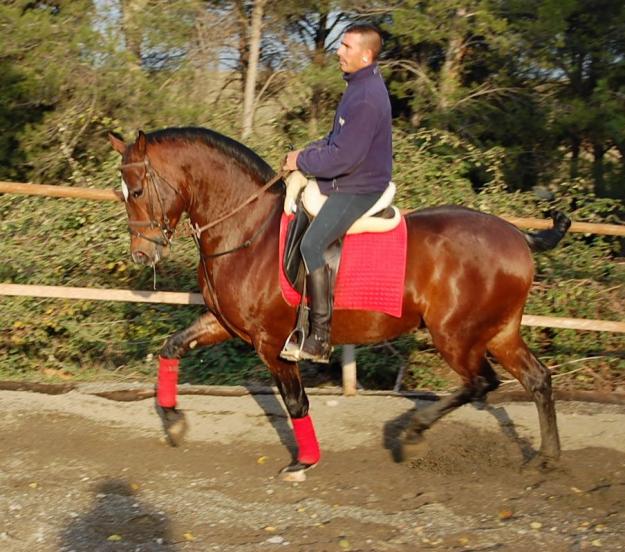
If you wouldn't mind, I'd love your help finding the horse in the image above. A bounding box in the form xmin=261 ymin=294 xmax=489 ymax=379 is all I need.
xmin=109 ymin=126 xmax=570 ymax=480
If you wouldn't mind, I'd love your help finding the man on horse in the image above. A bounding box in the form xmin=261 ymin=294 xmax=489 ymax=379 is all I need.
xmin=281 ymin=23 xmax=393 ymax=364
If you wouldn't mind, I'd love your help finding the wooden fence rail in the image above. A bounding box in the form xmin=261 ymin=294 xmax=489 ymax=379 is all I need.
xmin=2 ymin=180 xmax=624 ymax=396
xmin=0 ymin=283 xmax=204 ymax=306
xmin=2 ymin=180 xmax=625 ymax=235
xmin=0 ymin=181 xmax=119 ymax=202
xmin=1 ymin=283 xmax=624 ymax=334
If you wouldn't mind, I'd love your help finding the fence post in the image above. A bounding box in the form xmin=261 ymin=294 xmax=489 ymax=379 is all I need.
xmin=342 ymin=345 xmax=357 ymax=396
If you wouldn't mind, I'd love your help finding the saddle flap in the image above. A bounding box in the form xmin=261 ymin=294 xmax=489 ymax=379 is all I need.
xmin=282 ymin=206 xmax=342 ymax=293
xmin=283 ymin=205 xmax=309 ymax=290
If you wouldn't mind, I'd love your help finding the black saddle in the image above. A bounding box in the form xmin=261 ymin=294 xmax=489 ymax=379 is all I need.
xmin=283 ymin=202 xmax=342 ymax=294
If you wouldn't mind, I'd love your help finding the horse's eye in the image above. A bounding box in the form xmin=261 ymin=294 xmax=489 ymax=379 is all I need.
xmin=132 ymin=189 xmax=143 ymax=199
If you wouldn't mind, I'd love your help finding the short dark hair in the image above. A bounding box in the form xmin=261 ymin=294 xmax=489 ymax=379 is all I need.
xmin=344 ymin=23 xmax=383 ymax=60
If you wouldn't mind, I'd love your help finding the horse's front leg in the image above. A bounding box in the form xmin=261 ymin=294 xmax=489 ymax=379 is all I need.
xmin=256 ymin=341 xmax=321 ymax=482
xmin=157 ymin=311 xmax=232 ymax=446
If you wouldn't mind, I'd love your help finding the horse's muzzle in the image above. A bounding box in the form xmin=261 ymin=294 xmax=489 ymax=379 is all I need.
xmin=132 ymin=249 xmax=155 ymax=265
xmin=130 ymin=239 xmax=170 ymax=266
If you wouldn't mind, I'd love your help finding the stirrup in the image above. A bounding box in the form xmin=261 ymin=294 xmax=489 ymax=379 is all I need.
xmin=280 ymin=327 xmax=305 ymax=362
xmin=281 ymin=277 xmax=310 ymax=362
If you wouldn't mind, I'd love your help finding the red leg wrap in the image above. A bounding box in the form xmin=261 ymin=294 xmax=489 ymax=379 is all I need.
xmin=292 ymin=414 xmax=321 ymax=465
xmin=157 ymin=357 xmax=179 ymax=408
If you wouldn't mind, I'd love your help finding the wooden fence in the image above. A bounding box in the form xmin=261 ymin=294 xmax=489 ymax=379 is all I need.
xmin=2 ymin=180 xmax=624 ymax=395
xmin=3 ymin=180 xmax=625 ymax=235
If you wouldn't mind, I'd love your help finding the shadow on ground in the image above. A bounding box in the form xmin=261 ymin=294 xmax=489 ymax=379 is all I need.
xmin=59 ymin=479 xmax=173 ymax=551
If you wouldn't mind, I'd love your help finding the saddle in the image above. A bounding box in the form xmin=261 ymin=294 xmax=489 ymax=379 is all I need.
xmin=282 ymin=171 xmax=401 ymax=293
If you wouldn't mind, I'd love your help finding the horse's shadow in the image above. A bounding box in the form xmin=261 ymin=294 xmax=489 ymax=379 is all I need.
xmin=240 ymin=391 xmax=537 ymax=468
xmin=480 ymin=403 xmax=536 ymax=461
xmin=246 ymin=390 xmax=298 ymax=460
xmin=154 ymin=386 xmax=297 ymax=461
xmin=383 ymin=397 xmax=535 ymax=464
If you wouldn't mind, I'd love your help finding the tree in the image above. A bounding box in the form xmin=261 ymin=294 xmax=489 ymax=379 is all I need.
xmin=0 ymin=0 xmax=104 ymax=181
xmin=280 ymin=1 xmax=351 ymax=137
xmin=120 ymin=0 xmax=150 ymax=64
xmin=241 ymin=0 xmax=267 ymax=139
xmin=508 ymin=0 xmax=625 ymax=197
xmin=383 ymin=0 xmax=513 ymax=126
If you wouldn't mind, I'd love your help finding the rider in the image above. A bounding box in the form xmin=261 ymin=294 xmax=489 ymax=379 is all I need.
xmin=281 ymin=23 xmax=393 ymax=363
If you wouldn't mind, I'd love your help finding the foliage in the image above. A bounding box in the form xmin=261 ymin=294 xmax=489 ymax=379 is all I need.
xmin=386 ymin=128 xmax=625 ymax=390
xmin=0 ymin=0 xmax=623 ymax=390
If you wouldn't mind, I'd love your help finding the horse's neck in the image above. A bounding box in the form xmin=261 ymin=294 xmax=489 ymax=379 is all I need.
xmin=184 ymin=148 xmax=279 ymax=238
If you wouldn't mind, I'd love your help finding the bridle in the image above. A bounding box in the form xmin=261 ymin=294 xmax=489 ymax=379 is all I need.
xmin=119 ymin=157 xmax=180 ymax=248
xmin=118 ymin=155 xmax=287 ymax=257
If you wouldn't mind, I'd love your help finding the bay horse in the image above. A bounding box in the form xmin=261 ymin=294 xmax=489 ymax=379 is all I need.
xmin=109 ymin=127 xmax=570 ymax=480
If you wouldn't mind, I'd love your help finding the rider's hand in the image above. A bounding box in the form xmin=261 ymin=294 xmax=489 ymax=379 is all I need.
xmin=283 ymin=150 xmax=300 ymax=171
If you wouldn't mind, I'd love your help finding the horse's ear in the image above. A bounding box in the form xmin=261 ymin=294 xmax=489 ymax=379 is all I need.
xmin=135 ymin=130 xmax=147 ymax=156
xmin=108 ymin=132 xmax=126 ymax=155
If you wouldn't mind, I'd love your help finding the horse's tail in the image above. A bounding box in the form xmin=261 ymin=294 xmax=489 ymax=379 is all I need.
xmin=524 ymin=211 xmax=572 ymax=252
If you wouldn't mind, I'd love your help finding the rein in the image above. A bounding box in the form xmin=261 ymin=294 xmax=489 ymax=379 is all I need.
xmin=120 ymin=156 xmax=287 ymax=257
xmin=195 ymin=201 xmax=280 ymax=259
xmin=189 ymin=169 xmax=287 ymax=240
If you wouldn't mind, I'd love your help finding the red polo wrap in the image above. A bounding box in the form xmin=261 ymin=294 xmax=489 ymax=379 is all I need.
xmin=157 ymin=357 xmax=179 ymax=408
xmin=292 ymin=415 xmax=321 ymax=465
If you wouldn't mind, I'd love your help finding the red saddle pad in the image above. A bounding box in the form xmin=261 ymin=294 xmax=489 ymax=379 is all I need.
xmin=278 ymin=213 xmax=407 ymax=318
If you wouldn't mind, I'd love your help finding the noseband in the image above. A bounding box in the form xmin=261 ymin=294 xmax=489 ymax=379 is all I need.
xmin=119 ymin=158 xmax=181 ymax=248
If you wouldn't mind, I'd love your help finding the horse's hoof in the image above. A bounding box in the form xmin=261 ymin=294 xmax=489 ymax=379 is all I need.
xmin=471 ymin=398 xmax=488 ymax=411
xmin=399 ymin=430 xmax=430 ymax=462
xmin=280 ymin=460 xmax=317 ymax=482
xmin=158 ymin=406 xmax=188 ymax=447
xmin=522 ymin=452 xmax=560 ymax=473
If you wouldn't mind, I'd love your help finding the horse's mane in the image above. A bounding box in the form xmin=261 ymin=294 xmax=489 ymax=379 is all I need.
xmin=146 ymin=127 xmax=278 ymax=185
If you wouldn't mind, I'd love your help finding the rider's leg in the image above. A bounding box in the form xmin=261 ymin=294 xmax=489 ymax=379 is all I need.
xmin=298 ymin=264 xmax=333 ymax=362
xmin=296 ymin=191 xmax=382 ymax=363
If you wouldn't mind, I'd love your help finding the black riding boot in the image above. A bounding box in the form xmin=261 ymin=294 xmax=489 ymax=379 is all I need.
xmin=299 ymin=265 xmax=333 ymax=363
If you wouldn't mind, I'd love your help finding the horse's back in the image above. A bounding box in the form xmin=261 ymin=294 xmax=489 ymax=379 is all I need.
xmin=403 ymin=206 xmax=535 ymax=327
xmin=406 ymin=205 xmax=532 ymax=277
xmin=407 ymin=205 xmax=524 ymax=239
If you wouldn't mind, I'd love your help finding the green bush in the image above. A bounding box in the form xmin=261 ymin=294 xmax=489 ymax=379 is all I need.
xmin=1 ymin=128 xmax=623 ymax=390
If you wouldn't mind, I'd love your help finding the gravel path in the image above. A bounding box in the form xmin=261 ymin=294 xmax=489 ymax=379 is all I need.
xmin=1 ymin=390 xmax=625 ymax=551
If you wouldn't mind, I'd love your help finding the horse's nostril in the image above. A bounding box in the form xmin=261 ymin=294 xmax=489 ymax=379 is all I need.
xmin=132 ymin=250 xmax=150 ymax=265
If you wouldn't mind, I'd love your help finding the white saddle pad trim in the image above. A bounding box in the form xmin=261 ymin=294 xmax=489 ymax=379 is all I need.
xmin=283 ymin=171 xmax=401 ymax=234
xmin=345 ymin=206 xmax=401 ymax=235
xmin=302 ymin=178 xmax=399 ymax=234
xmin=284 ymin=171 xmax=309 ymax=215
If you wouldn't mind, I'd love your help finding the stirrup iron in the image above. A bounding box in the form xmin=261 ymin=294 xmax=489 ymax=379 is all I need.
xmin=280 ymin=279 xmax=309 ymax=362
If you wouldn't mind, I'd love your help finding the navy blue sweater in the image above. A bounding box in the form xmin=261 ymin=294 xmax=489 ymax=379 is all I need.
xmin=296 ymin=63 xmax=392 ymax=195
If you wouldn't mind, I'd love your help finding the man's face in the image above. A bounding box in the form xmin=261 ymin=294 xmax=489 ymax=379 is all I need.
xmin=337 ymin=32 xmax=370 ymax=74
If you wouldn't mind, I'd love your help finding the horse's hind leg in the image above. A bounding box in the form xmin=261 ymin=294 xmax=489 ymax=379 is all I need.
xmin=472 ymin=359 xmax=501 ymax=406
xmin=157 ymin=312 xmax=232 ymax=446
xmin=402 ymin=340 xmax=498 ymax=445
xmin=256 ymin=341 xmax=321 ymax=481
xmin=488 ymin=328 xmax=560 ymax=462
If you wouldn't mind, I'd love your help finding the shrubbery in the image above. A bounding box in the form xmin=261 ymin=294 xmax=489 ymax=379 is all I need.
xmin=1 ymin=130 xmax=623 ymax=391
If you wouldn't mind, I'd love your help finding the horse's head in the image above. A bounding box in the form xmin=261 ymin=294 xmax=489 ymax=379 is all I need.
xmin=109 ymin=130 xmax=184 ymax=266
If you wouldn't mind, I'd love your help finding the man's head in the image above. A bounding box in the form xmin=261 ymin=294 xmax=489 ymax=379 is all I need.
xmin=337 ymin=23 xmax=383 ymax=74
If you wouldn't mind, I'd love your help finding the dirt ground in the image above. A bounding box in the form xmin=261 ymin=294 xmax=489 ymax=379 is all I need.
xmin=1 ymin=389 xmax=625 ymax=552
